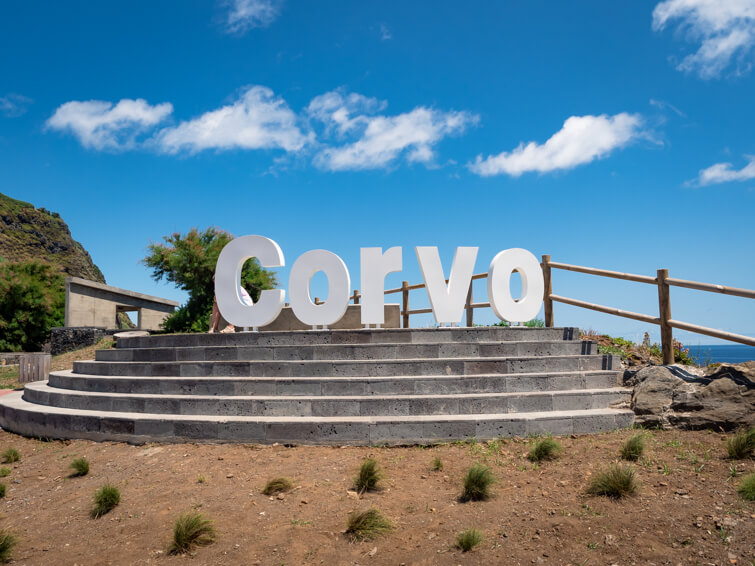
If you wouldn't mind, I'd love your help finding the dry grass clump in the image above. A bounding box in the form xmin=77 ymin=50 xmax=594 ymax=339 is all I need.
xmin=262 ymin=477 xmax=293 ymax=496
xmin=1 ymin=448 xmax=19 ymax=464
xmin=345 ymin=508 xmax=393 ymax=541
xmin=431 ymin=456 xmax=444 ymax=471
xmin=621 ymin=434 xmax=645 ymax=461
xmin=460 ymin=464 xmax=495 ymax=502
xmin=0 ymin=468 xmax=10 ymax=478
xmin=90 ymin=484 xmax=121 ymax=518
xmin=737 ymin=472 xmax=755 ymax=501
xmin=69 ymin=457 xmax=89 ymax=477
xmin=586 ymin=464 xmax=638 ymax=498
xmin=168 ymin=512 xmax=216 ymax=555
xmin=726 ymin=428 xmax=755 ymax=460
xmin=0 ymin=530 xmax=17 ymax=563
xmin=455 ymin=528 xmax=483 ymax=552
xmin=527 ymin=437 xmax=561 ymax=462
xmin=354 ymin=458 xmax=383 ymax=494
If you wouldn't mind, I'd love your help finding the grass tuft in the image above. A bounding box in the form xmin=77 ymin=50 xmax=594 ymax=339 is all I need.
xmin=0 ymin=530 xmax=17 ymax=563
xmin=1 ymin=448 xmax=19 ymax=464
xmin=90 ymin=484 xmax=121 ymax=518
xmin=527 ymin=437 xmax=561 ymax=462
xmin=621 ymin=434 xmax=645 ymax=461
xmin=586 ymin=464 xmax=638 ymax=498
xmin=0 ymin=484 xmax=5 ymax=498
xmin=460 ymin=463 xmax=495 ymax=502
xmin=345 ymin=508 xmax=393 ymax=541
xmin=455 ymin=528 xmax=483 ymax=552
xmin=69 ymin=457 xmax=89 ymax=477
xmin=262 ymin=477 xmax=293 ymax=496
xmin=737 ymin=472 xmax=755 ymax=501
xmin=726 ymin=428 xmax=755 ymax=460
xmin=0 ymin=468 xmax=10 ymax=478
xmin=354 ymin=458 xmax=383 ymax=494
xmin=431 ymin=456 xmax=443 ymax=471
xmin=168 ymin=512 xmax=216 ymax=555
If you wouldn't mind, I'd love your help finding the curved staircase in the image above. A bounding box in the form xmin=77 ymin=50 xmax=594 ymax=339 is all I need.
xmin=0 ymin=327 xmax=634 ymax=444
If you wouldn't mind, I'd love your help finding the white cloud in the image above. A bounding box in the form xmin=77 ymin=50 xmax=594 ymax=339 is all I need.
xmin=46 ymin=98 xmax=172 ymax=150
xmin=694 ymin=155 xmax=755 ymax=185
xmin=470 ymin=113 xmax=646 ymax=177
xmin=0 ymin=93 xmax=33 ymax=118
xmin=224 ymin=0 xmax=281 ymax=34
xmin=312 ymin=91 xmax=478 ymax=171
xmin=649 ymin=98 xmax=687 ymax=117
xmin=380 ymin=24 xmax=392 ymax=41
xmin=156 ymin=86 xmax=310 ymax=154
xmin=652 ymin=0 xmax=755 ymax=78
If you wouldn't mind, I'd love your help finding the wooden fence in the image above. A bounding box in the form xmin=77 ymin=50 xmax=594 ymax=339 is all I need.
xmin=19 ymin=353 xmax=51 ymax=384
xmin=375 ymin=256 xmax=754 ymax=365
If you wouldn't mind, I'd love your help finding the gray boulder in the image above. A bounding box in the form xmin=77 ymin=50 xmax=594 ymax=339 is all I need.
xmin=626 ymin=363 xmax=755 ymax=430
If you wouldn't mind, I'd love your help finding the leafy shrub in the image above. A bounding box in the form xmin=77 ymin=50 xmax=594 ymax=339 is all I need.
xmin=91 ymin=484 xmax=121 ymax=518
xmin=726 ymin=429 xmax=755 ymax=460
xmin=621 ymin=434 xmax=645 ymax=461
xmin=455 ymin=528 xmax=483 ymax=552
xmin=69 ymin=457 xmax=89 ymax=477
xmin=431 ymin=456 xmax=443 ymax=471
xmin=262 ymin=477 xmax=293 ymax=495
xmin=586 ymin=464 xmax=638 ymax=498
xmin=0 ymin=261 xmax=65 ymax=351
xmin=0 ymin=530 xmax=17 ymax=563
xmin=737 ymin=472 xmax=755 ymax=501
xmin=1 ymin=448 xmax=19 ymax=464
xmin=460 ymin=464 xmax=495 ymax=502
xmin=345 ymin=508 xmax=392 ymax=541
xmin=168 ymin=512 xmax=216 ymax=555
xmin=528 ymin=437 xmax=561 ymax=462
xmin=354 ymin=458 xmax=383 ymax=494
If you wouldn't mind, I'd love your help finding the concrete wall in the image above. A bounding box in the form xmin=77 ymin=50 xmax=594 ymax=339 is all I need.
xmin=259 ymin=303 xmax=401 ymax=331
xmin=65 ymin=278 xmax=178 ymax=331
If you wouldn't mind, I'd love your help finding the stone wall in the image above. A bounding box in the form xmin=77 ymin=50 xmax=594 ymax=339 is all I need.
xmin=50 ymin=327 xmax=107 ymax=356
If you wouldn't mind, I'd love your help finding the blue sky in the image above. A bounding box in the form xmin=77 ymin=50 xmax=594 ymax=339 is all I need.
xmin=1 ymin=0 xmax=753 ymax=344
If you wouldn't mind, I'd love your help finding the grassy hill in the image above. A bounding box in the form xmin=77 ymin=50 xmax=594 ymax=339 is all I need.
xmin=0 ymin=192 xmax=105 ymax=282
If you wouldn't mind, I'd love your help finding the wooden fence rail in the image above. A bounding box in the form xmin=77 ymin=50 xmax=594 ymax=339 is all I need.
xmin=377 ymin=255 xmax=755 ymax=365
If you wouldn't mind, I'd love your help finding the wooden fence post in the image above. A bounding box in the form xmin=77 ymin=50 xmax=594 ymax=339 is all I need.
xmin=466 ymin=282 xmax=474 ymax=327
xmin=19 ymin=353 xmax=51 ymax=383
xmin=657 ymin=268 xmax=674 ymax=365
xmin=401 ymin=281 xmax=410 ymax=329
xmin=542 ymin=255 xmax=554 ymax=327
xmin=353 ymin=289 xmax=360 ymax=304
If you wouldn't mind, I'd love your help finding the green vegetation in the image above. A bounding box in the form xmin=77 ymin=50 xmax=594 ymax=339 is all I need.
xmin=737 ymin=473 xmax=755 ymax=501
xmin=354 ymin=458 xmax=383 ymax=494
xmin=0 ymin=261 xmax=64 ymax=351
xmin=726 ymin=428 xmax=755 ymax=460
xmin=69 ymin=457 xmax=89 ymax=477
xmin=455 ymin=528 xmax=483 ymax=552
xmin=585 ymin=330 xmax=696 ymax=365
xmin=431 ymin=456 xmax=444 ymax=471
xmin=492 ymin=318 xmax=545 ymax=328
xmin=168 ymin=512 xmax=216 ymax=555
xmin=345 ymin=508 xmax=393 ymax=541
xmin=0 ymin=529 xmax=17 ymax=563
xmin=460 ymin=463 xmax=495 ymax=502
xmin=0 ymin=468 xmax=10 ymax=478
xmin=528 ymin=437 xmax=561 ymax=462
xmin=0 ymin=484 xmax=6 ymax=498
xmin=262 ymin=477 xmax=293 ymax=495
xmin=91 ymin=484 xmax=121 ymax=518
xmin=621 ymin=434 xmax=645 ymax=461
xmin=586 ymin=464 xmax=638 ymax=498
xmin=1 ymin=448 xmax=19 ymax=464
xmin=143 ymin=227 xmax=276 ymax=332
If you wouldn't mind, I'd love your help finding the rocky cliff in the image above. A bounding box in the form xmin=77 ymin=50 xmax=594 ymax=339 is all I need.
xmin=0 ymin=192 xmax=105 ymax=282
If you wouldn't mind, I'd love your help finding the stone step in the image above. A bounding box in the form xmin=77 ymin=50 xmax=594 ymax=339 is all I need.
xmin=49 ymin=369 xmax=621 ymax=396
xmin=0 ymin=391 xmax=634 ymax=444
xmin=116 ymin=326 xmax=580 ymax=349
xmin=24 ymin=381 xmax=630 ymax=416
xmin=73 ymin=354 xmax=617 ymax=378
xmin=97 ymin=340 xmax=595 ymax=363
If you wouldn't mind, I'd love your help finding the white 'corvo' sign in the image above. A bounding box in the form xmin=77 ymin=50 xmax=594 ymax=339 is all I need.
xmin=215 ymin=235 xmax=544 ymax=329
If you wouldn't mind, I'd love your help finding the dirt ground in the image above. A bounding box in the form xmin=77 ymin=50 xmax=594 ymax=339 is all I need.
xmin=0 ymin=428 xmax=751 ymax=566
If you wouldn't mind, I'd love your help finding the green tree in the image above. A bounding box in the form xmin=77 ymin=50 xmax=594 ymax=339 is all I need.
xmin=0 ymin=260 xmax=65 ymax=351
xmin=143 ymin=227 xmax=276 ymax=333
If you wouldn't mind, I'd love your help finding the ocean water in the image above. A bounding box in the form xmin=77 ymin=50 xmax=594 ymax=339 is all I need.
xmin=686 ymin=344 xmax=755 ymax=365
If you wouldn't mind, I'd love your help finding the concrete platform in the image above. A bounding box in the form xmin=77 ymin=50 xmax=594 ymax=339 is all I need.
xmin=0 ymin=327 xmax=634 ymax=444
